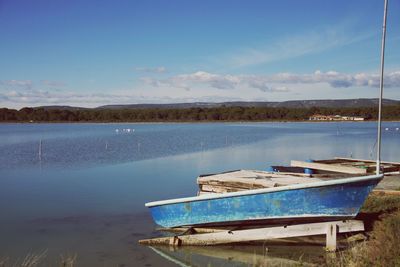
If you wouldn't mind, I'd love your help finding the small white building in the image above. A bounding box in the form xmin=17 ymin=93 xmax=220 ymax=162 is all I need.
xmin=309 ymin=115 xmax=365 ymax=121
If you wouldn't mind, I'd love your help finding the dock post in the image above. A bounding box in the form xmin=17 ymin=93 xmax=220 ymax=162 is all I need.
xmin=325 ymin=222 xmax=337 ymax=252
xmin=169 ymin=236 xmax=182 ymax=247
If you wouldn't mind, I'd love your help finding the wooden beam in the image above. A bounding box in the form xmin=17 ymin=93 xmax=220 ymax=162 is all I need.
xmin=334 ymin=157 xmax=400 ymax=166
xmin=138 ymin=220 xmax=364 ymax=248
xmin=291 ymin=160 xmax=367 ymax=174
xmin=156 ymin=227 xmax=226 ymax=234
xmin=200 ymin=183 xmax=271 ymax=192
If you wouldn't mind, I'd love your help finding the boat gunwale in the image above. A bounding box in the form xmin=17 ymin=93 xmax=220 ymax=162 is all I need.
xmin=145 ymin=173 xmax=383 ymax=207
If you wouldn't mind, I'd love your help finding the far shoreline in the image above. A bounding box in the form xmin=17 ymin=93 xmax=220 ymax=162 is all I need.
xmin=1 ymin=120 xmax=400 ymax=124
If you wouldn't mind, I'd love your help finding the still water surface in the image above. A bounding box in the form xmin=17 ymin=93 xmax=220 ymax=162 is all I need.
xmin=0 ymin=122 xmax=399 ymax=266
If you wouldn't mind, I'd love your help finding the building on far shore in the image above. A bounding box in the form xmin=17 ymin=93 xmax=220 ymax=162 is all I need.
xmin=309 ymin=114 xmax=365 ymax=121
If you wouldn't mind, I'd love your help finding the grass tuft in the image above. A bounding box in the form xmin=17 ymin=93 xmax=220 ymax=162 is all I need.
xmin=20 ymin=250 xmax=47 ymax=267
xmin=328 ymin=194 xmax=400 ymax=267
xmin=59 ymin=254 xmax=77 ymax=267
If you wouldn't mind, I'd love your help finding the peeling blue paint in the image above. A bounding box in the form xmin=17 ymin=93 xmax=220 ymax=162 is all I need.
xmin=148 ymin=178 xmax=380 ymax=228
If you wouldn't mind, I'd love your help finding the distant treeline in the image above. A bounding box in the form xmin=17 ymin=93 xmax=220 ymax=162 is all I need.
xmin=1 ymin=106 xmax=400 ymax=122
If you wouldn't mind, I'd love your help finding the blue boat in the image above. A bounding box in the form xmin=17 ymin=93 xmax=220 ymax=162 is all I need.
xmin=146 ymin=174 xmax=383 ymax=228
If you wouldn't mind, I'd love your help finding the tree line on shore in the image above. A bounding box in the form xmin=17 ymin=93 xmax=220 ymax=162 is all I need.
xmin=1 ymin=105 xmax=400 ymax=122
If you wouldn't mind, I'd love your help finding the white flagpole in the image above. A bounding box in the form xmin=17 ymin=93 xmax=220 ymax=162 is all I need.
xmin=376 ymin=0 xmax=388 ymax=175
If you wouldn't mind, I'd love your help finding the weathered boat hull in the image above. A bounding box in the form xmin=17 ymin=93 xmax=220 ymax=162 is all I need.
xmin=146 ymin=174 xmax=383 ymax=228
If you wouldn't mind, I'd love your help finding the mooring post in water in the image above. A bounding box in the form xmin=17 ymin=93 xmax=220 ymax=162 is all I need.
xmin=38 ymin=139 xmax=42 ymax=161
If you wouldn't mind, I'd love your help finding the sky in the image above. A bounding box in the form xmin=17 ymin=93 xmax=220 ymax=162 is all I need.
xmin=0 ymin=0 xmax=399 ymax=109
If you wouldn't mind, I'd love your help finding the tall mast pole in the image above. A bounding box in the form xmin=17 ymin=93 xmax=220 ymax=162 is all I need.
xmin=376 ymin=0 xmax=388 ymax=175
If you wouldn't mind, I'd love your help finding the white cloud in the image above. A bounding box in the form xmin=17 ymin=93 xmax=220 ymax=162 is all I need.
xmin=2 ymin=70 xmax=399 ymax=109
xmin=267 ymin=70 xmax=400 ymax=89
xmin=0 ymin=88 xmax=244 ymax=108
xmin=141 ymin=70 xmax=400 ymax=92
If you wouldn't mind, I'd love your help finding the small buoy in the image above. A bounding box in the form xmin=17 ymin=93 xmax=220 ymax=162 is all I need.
xmin=115 ymin=129 xmax=119 ymax=133
xmin=396 ymin=128 xmax=399 ymax=131
xmin=266 ymin=166 xmax=275 ymax=172
xmin=385 ymin=128 xmax=389 ymax=131
xmin=304 ymin=159 xmax=314 ymax=175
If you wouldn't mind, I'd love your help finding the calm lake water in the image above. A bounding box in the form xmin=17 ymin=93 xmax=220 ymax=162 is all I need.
xmin=0 ymin=122 xmax=399 ymax=266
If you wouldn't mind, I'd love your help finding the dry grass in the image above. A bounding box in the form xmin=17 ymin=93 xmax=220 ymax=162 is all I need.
xmin=59 ymin=254 xmax=77 ymax=267
xmin=327 ymin=194 xmax=400 ymax=267
xmin=0 ymin=251 xmax=77 ymax=267
xmin=20 ymin=250 xmax=47 ymax=267
xmin=360 ymin=194 xmax=400 ymax=213
xmin=0 ymin=258 xmax=9 ymax=267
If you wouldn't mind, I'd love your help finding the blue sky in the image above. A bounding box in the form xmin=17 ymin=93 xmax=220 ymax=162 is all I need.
xmin=0 ymin=0 xmax=399 ymax=108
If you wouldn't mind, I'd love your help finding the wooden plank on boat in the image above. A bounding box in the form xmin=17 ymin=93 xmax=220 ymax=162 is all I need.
xmin=269 ymin=171 xmax=311 ymax=177
xmin=325 ymin=157 xmax=400 ymax=174
xmin=290 ymin=160 xmax=367 ymax=174
xmin=197 ymin=170 xmax=321 ymax=187
xmin=334 ymin=157 xmax=400 ymax=166
xmin=198 ymin=179 xmax=276 ymax=189
xmin=372 ymin=165 xmax=399 ymax=173
xmin=138 ymin=220 xmax=364 ymax=248
xmin=197 ymin=170 xmax=324 ymax=194
xmin=200 ymin=184 xmax=263 ymax=193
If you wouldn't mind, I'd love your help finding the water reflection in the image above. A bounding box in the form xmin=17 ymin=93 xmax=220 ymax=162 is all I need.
xmin=150 ymin=244 xmax=325 ymax=267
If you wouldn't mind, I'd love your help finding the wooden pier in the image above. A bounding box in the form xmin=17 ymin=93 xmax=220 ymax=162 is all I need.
xmin=139 ymin=220 xmax=364 ymax=252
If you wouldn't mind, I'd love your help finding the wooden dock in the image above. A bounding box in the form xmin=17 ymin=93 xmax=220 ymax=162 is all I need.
xmin=291 ymin=157 xmax=400 ymax=175
xmin=139 ymin=220 xmax=365 ymax=252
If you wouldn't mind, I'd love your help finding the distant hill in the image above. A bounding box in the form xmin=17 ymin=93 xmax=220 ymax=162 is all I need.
xmin=95 ymin=98 xmax=400 ymax=110
xmin=3 ymin=98 xmax=400 ymax=122
xmin=34 ymin=98 xmax=400 ymax=111
xmin=35 ymin=105 xmax=88 ymax=111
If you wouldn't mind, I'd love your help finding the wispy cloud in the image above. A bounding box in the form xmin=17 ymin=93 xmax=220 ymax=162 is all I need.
xmin=220 ymin=24 xmax=374 ymax=68
xmin=0 ymin=80 xmax=33 ymax=89
xmin=135 ymin=66 xmax=167 ymax=74
xmin=41 ymin=80 xmax=66 ymax=87
xmin=0 ymin=79 xmax=67 ymax=90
